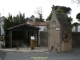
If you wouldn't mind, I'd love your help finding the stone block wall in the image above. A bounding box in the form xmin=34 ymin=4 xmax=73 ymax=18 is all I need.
xmin=72 ymin=32 xmax=80 ymax=48
xmin=40 ymin=31 xmax=48 ymax=47
xmin=40 ymin=32 xmax=80 ymax=48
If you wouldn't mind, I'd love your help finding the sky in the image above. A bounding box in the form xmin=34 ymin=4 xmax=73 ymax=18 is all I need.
xmin=0 ymin=0 xmax=80 ymax=22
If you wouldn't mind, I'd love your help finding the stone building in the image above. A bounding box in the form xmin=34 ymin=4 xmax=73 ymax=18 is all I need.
xmin=48 ymin=5 xmax=72 ymax=52
xmin=27 ymin=22 xmax=49 ymax=46
xmin=6 ymin=22 xmax=49 ymax=48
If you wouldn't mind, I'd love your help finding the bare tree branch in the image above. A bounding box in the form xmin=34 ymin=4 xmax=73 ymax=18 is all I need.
xmin=71 ymin=0 xmax=80 ymax=4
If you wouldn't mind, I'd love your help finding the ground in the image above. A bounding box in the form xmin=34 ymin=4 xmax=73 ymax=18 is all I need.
xmin=0 ymin=48 xmax=80 ymax=60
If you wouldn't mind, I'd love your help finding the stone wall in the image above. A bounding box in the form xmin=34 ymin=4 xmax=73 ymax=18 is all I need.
xmin=72 ymin=32 xmax=80 ymax=48
xmin=40 ymin=32 xmax=80 ymax=48
xmin=40 ymin=31 xmax=48 ymax=47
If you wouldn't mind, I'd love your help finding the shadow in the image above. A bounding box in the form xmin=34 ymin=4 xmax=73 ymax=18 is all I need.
xmin=0 ymin=50 xmax=7 ymax=60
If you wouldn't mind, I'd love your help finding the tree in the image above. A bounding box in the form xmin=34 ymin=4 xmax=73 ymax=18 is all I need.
xmin=35 ymin=7 xmax=44 ymax=22
xmin=67 ymin=16 xmax=73 ymax=25
xmin=46 ymin=13 xmax=52 ymax=21
xmin=30 ymin=15 xmax=35 ymax=22
xmin=54 ymin=6 xmax=71 ymax=14
xmin=55 ymin=7 xmax=63 ymax=13
xmin=71 ymin=0 xmax=80 ymax=4
xmin=68 ymin=16 xmax=73 ymax=22
xmin=72 ymin=22 xmax=78 ymax=28
xmin=76 ymin=13 xmax=80 ymax=21
xmin=46 ymin=6 xmax=72 ymax=21
xmin=3 ymin=13 xmax=26 ymax=43
xmin=3 ymin=13 xmax=26 ymax=30
xmin=72 ymin=22 xmax=78 ymax=26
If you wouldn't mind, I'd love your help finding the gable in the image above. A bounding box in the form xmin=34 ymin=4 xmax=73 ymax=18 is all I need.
xmin=56 ymin=12 xmax=71 ymax=29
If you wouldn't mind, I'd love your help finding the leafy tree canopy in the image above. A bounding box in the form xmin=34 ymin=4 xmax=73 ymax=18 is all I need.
xmin=68 ymin=16 xmax=73 ymax=22
xmin=54 ymin=6 xmax=71 ymax=14
xmin=46 ymin=6 xmax=72 ymax=21
xmin=3 ymin=13 xmax=26 ymax=30
xmin=72 ymin=22 xmax=78 ymax=26
xmin=3 ymin=13 xmax=26 ymax=42
xmin=76 ymin=13 xmax=80 ymax=21
xmin=46 ymin=13 xmax=52 ymax=21
xmin=55 ymin=7 xmax=63 ymax=13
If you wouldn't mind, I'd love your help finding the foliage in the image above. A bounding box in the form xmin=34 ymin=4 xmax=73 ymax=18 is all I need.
xmin=54 ymin=6 xmax=71 ymax=14
xmin=30 ymin=15 xmax=35 ymax=21
xmin=46 ymin=6 xmax=72 ymax=21
xmin=35 ymin=7 xmax=44 ymax=22
xmin=72 ymin=22 xmax=78 ymax=26
xmin=72 ymin=22 xmax=78 ymax=28
xmin=35 ymin=17 xmax=44 ymax=22
xmin=46 ymin=13 xmax=52 ymax=21
xmin=55 ymin=7 xmax=63 ymax=13
xmin=68 ymin=16 xmax=73 ymax=23
xmin=46 ymin=5 xmax=72 ymax=29
xmin=76 ymin=13 xmax=80 ymax=21
xmin=3 ymin=13 xmax=26 ymax=43
xmin=3 ymin=13 xmax=26 ymax=30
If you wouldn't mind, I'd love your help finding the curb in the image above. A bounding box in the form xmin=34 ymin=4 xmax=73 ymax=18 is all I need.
xmin=0 ymin=49 xmax=49 ymax=53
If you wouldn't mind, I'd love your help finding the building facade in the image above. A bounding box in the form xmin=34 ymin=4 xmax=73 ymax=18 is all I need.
xmin=0 ymin=16 xmax=5 ymax=36
xmin=48 ymin=5 xmax=72 ymax=52
xmin=72 ymin=24 xmax=80 ymax=32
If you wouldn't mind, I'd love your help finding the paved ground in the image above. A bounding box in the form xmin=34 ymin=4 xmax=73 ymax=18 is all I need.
xmin=0 ymin=51 xmax=7 ymax=60
xmin=0 ymin=48 xmax=80 ymax=60
xmin=0 ymin=47 xmax=48 ymax=52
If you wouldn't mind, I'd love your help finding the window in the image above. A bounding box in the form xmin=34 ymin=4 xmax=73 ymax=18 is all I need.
xmin=75 ymin=26 xmax=78 ymax=32
xmin=52 ymin=20 xmax=56 ymax=27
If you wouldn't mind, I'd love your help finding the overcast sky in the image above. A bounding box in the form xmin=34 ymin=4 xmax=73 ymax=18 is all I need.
xmin=0 ymin=0 xmax=80 ymax=22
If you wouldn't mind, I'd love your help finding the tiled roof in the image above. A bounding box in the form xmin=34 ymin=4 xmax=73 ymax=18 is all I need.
xmin=56 ymin=12 xmax=71 ymax=28
xmin=7 ymin=21 xmax=50 ymax=30
xmin=7 ymin=23 xmax=39 ymax=30
xmin=27 ymin=21 xmax=50 ymax=26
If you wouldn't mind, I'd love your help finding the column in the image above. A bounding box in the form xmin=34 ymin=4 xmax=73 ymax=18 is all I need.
xmin=9 ymin=31 xmax=12 ymax=48
xmin=36 ymin=30 xmax=38 ymax=46
xmin=38 ymin=31 xmax=40 ymax=47
xmin=33 ymin=31 xmax=37 ymax=46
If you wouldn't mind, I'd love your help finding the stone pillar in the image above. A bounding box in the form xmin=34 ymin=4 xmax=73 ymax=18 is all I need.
xmin=38 ymin=31 xmax=40 ymax=46
xmin=48 ymin=5 xmax=72 ymax=52
xmin=36 ymin=30 xmax=40 ymax=47
xmin=33 ymin=31 xmax=37 ymax=46
xmin=48 ymin=28 xmax=51 ymax=50
xmin=9 ymin=31 xmax=12 ymax=48
xmin=36 ymin=30 xmax=38 ymax=46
